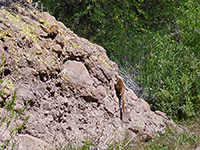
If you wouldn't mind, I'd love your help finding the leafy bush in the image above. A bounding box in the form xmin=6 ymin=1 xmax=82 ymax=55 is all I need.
xmin=136 ymin=0 xmax=200 ymax=120
xmin=177 ymin=0 xmax=200 ymax=58
xmin=139 ymin=32 xmax=200 ymax=120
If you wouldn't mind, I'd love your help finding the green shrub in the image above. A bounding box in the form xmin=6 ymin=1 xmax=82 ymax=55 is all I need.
xmin=139 ymin=32 xmax=200 ymax=120
xmin=177 ymin=0 xmax=200 ymax=58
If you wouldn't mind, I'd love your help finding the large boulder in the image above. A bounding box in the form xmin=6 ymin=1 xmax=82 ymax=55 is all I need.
xmin=0 ymin=2 xmax=175 ymax=149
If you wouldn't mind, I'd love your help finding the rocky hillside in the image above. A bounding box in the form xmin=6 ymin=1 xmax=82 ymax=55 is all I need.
xmin=0 ymin=2 xmax=175 ymax=149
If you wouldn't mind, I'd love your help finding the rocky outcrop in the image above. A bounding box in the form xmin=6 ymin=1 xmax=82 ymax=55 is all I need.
xmin=0 ymin=2 xmax=175 ymax=149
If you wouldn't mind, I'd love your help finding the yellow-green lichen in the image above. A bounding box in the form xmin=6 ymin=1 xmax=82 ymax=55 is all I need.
xmin=83 ymin=52 xmax=89 ymax=59
xmin=62 ymin=75 xmax=72 ymax=83
xmin=34 ymin=48 xmax=48 ymax=56
xmin=70 ymin=41 xmax=82 ymax=49
xmin=4 ymin=79 xmax=14 ymax=89
xmin=25 ymin=53 xmax=32 ymax=62
xmin=61 ymin=33 xmax=66 ymax=38
xmin=13 ymin=54 xmax=21 ymax=63
xmin=6 ymin=40 xmax=16 ymax=51
xmin=15 ymin=65 xmax=21 ymax=72
xmin=39 ymin=18 xmax=45 ymax=24
xmin=4 ymin=9 xmax=38 ymax=43
xmin=98 ymin=55 xmax=112 ymax=69
xmin=2 ymin=79 xmax=15 ymax=96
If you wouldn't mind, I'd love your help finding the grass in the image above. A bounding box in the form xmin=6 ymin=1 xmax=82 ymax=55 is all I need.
xmin=126 ymin=118 xmax=200 ymax=150
xmin=58 ymin=118 xmax=200 ymax=150
xmin=135 ymin=125 xmax=199 ymax=150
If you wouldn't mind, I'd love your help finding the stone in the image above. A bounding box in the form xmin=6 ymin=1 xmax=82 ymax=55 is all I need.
xmin=16 ymin=134 xmax=54 ymax=150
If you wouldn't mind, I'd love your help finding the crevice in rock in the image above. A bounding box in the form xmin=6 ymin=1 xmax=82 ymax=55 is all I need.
xmin=128 ymin=127 xmax=139 ymax=134
xmin=63 ymin=102 xmax=68 ymax=107
xmin=0 ymin=101 xmax=5 ymax=108
xmin=82 ymin=95 xmax=98 ymax=103
xmin=62 ymin=58 xmax=68 ymax=64
xmin=104 ymin=107 xmax=114 ymax=117
xmin=3 ymin=46 xmax=8 ymax=51
xmin=55 ymin=41 xmax=64 ymax=49
xmin=0 ymin=38 xmax=5 ymax=42
xmin=39 ymin=71 xmax=48 ymax=82
xmin=60 ymin=92 xmax=64 ymax=97
xmin=50 ymin=91 xmax=55 ymax=97
xmin=57 ymin=53 xmax=61 ymax=59
xmin=24 ymin=99 xmax=35 ymax=107
xmin=66 ymin=126 xmax=72 ymax=130
xmin=55 ymin=82 xmax=62 ymax=88
xmin=3 ymin=68 xmax=11 ymax=76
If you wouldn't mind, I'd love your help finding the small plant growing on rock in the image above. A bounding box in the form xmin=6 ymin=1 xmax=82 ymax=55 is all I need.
xmin=0 ymin=54 xmax=30 ymax=150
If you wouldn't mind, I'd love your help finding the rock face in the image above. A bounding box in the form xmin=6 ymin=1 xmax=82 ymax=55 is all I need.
xmin=0 ymin=2 xmax=175 ymax=149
